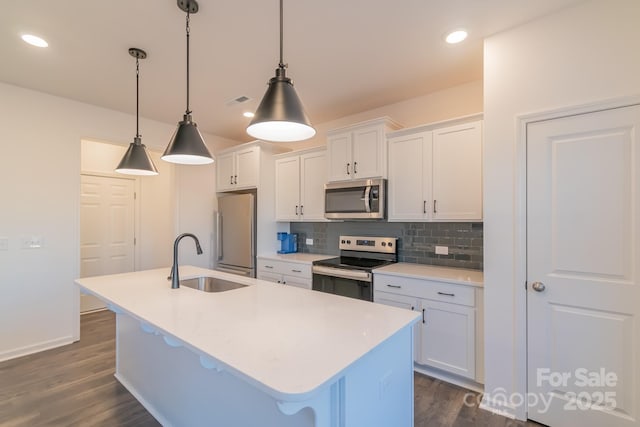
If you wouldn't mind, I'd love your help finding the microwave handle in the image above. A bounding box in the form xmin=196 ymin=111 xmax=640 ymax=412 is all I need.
xmin=364 ymin=186 xmax=372 ymax=213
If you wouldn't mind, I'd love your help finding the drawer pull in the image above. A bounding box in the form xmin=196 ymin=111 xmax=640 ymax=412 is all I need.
xmin=386 ymin=284 xmax=402 ymax=289
xmin=291 ymin=269 xmax=302 ymax=273
xmin=437 ymin=291 xmax=455 ymax=297
xmin=422 ymin=308 xmax=426 ymax=324
xmin=265 ymin=265 xmax=274 ymax=269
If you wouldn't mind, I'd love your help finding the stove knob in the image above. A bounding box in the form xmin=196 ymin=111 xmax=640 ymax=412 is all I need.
xmin=388 ymin=242 xmax=393 ymax=247
xmin=381 ymin=242 xmax=386 ymax=247
xmin=341 ymin=240 xmax=346 ymax=244
xmin=346 ymin=240 xmax=351 ymax=244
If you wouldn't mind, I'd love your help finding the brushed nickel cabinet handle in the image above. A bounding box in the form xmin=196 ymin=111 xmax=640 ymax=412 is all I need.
xmin=386 ymin=284 xmax=402 ymax=289
xmin=422 ymin=308 xmax=426 ymax=324
xmin=346 ymin=163 xmax=350 ymax=175
xmin=437 ymin=291 xmax=455 ymax=297
xmin=433 ymin=199 xmax=437 ymax=213
xmin=354 ymin=161 xmax=358 ymax=174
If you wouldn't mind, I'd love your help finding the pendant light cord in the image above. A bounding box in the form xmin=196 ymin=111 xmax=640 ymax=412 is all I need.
xmin=185 ymin=11 xmax=192 ymax=115
xmin=279 ymin=0 xmax=285 ymax=70
xmin=135 ymin=56 xmax=140 ymax=139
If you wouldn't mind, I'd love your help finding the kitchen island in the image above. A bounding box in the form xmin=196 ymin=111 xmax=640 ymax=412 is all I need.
xmin=76 ymin=266 xmax=419 ymax=427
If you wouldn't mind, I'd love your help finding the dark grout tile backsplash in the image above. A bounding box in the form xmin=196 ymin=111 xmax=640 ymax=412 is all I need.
xmin=290 ymin=221 xmax=483 ymax=270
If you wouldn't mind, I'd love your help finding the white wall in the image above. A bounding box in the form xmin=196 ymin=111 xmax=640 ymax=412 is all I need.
xmin=483 ymin=0 xmax=640 ymax=419
xmin=272 ymin=80 xmax=483 ymax=151
xmin=175 ymin=162 xmax=217 ymax=268
xmin=80 ymin=140 xmax=176 ymax=270
xmin=0 ymin=82 xmax=228 ymax=361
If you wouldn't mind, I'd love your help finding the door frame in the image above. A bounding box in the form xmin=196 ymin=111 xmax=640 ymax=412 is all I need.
xmin=513 ymin=95 xmax=640 ymax=420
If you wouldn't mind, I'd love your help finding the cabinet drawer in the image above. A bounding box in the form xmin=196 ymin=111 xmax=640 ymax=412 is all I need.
xmin=374 ymin=274 xmax=475 ymax=307
xmin=257 ymin=259 xmax=311 ymax=279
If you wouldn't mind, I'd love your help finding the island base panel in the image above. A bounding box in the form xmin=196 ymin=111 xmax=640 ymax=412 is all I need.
xmin=114 ymin=313 xmax=414 ymax=426
xmin=115 ymin=314 xmax=314 ymax=427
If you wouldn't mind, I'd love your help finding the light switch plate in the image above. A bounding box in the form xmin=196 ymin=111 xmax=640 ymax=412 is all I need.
xmin=305 ymin=238 xmax=313 ymax=246
xmin=21 ymin=236 xmax=43 ymax=249
xmin=435 ymin=245 xmax=449 ymax=255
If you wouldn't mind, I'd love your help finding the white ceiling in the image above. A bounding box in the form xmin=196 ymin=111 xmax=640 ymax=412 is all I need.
xmin=1 ymin=0 xmax=584 ymax=143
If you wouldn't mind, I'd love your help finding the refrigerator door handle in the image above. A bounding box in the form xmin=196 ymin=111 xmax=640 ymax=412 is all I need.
xmin=250 ymin=197 xmax=256 ymax=264
xmin=216 ymin=212 xmax=223 ymax=261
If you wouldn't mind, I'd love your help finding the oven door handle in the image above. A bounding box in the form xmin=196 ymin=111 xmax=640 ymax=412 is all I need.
xmin=312 ymin=266 xmax=372 ymax=282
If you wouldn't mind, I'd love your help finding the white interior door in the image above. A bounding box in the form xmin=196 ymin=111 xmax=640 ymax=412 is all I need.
xmin=80 ymin=174 xmax=135 ymax=312
xmin=527 ymin=105 xmax=640 ymax=427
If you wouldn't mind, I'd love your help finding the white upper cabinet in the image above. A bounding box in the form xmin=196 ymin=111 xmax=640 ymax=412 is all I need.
xmin=388 ymin=131 xmax=433 ymax=220
xmin=327 ymin=117 xmax=401 ymax=182
xmin=432 ymin=121 xmax=483 ymax=220
xmin=388 ymin=116 xmax=483 ymax=221
xmin=216 ymin=145 xmax=259 ymax=192
xmin=275 ymin=148 xmax=327 ymax=222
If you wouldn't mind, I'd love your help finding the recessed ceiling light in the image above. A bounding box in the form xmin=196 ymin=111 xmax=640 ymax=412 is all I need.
xmin=243 ymin=112 xmax=255 ymax=118
xmin=21 ymin=34 xmax=48 ymax=48
xmin=445 ymin=29 xmax=468 ymax=44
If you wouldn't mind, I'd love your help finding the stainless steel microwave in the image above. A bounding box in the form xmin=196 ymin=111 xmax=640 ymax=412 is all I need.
xmin=324 ymin=178 xmax=386 ymax=220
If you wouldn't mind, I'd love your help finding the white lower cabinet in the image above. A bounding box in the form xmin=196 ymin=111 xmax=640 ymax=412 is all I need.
xmin=374 ymin=273 xmax=482 ymax=383
xmin=419 ymin=299 xmax=475 ymax=379
xmin=257 ymin=258 xmax=312 ymax=290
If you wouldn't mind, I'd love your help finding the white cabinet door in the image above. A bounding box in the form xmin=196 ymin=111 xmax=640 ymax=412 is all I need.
xmin=257 ymin=271 xmax=283 ymax=284
xmin=275 ymin=156 xmax=301 ymax=221
xmin=432 ymin=121 xmax=482 ymax=220
xmin=352 ymin=124 xmax=385 ymax=179
xmin=388 ymin=131 xmax=432 ymax=221
xmin=327 ymin=132 xmax=352 ymax=182
xmin=300 ymin=151 xmax=326 ymax=221
xmin=234 ymin=146 xmax=259 ymax=189
xmin=282 ymin=275 xmax=312 ymax=290
xmin=216 ymin=153 xmax=235 ymax=192
xmin=419 ymin=299 xmax=475 ymax=379
xmin=374 ymin=291 xmax=421 ymax=361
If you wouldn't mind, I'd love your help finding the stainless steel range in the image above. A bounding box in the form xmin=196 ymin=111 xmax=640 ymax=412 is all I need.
xmin=312 ymin=235 xmax=397 ymax=301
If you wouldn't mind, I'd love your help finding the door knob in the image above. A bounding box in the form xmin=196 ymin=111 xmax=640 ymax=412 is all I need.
xmin=531 ymin=281 xmax=546 ymax=292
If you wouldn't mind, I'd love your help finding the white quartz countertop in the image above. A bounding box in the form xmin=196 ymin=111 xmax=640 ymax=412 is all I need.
xmin=373 ymin=263 xmax=484 ymax=287
xmin=75 ymin=266 xmax=419 ymax=401
xmin=257 ymin=252 xmax=335 ymax=264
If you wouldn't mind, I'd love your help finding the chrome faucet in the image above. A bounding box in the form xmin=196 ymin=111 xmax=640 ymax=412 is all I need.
xmin=169 ymin=233 xmax=203 ymax=289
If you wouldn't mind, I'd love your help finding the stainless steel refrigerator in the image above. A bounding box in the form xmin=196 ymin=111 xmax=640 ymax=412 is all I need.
xmin=214 ymin=192 xmax=256 ymax=277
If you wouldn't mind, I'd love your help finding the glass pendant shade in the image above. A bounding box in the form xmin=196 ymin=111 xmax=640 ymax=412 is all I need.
xmin=116 ymin=137 xmax=159 ymax=175
xmin=247 ymin=69 xmax=315 ymax=142
xmin=162 ymin=114 xmax=213 ymax=165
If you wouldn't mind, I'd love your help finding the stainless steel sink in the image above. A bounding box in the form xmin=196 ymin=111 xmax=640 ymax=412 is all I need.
xmin=180 ymin=276 xmax=248 ymax=293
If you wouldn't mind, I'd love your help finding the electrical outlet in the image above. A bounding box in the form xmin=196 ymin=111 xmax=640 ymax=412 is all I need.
xmin=305 ymin=238 xmax=313 ymax=246
xmin=0 ymin=237 xmax=8 ymax=251
xmin=435 ymin=245 xmax=449 ymax=255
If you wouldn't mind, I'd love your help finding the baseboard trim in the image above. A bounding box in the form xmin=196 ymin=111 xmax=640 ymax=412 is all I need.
xmin=0 ymin=336 xmax=75 ymax=363
xmin=479 ymin=394 xmax=517 ymax=419
xmin=414 ymin=365 xmax=484 ymax=393
xmin=114 ymin=373 xmax=171 ymax=427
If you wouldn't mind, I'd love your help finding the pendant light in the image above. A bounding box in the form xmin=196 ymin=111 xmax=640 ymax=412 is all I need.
xmin=246 ymin=0 xmax=315 ymax=142
xmin=162 ymin=0 xmax=214 ymax=165
xmin=115 ymin=48 xmax=159 ymax=176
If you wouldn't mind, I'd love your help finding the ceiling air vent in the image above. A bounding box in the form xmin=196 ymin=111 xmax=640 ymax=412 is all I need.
xmin=226 ymin=96 xmax=251 ymax=107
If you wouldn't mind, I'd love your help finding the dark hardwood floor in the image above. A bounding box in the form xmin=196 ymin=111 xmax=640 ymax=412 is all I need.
xmin=1 ymin=311 xmax=541 ymax=426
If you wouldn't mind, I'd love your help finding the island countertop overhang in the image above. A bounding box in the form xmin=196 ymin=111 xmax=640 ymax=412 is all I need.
xmin=75 ymin=266 xmax=419 ymax=402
